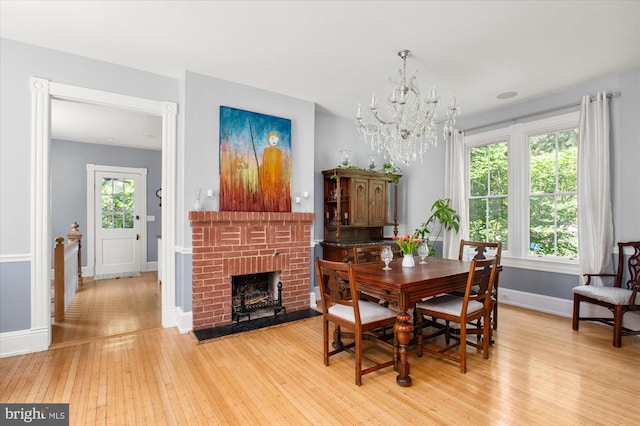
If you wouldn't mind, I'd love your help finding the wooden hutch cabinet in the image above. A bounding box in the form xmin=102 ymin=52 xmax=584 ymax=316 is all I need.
xmin=320 ymin=168 xmax=400 ymax=262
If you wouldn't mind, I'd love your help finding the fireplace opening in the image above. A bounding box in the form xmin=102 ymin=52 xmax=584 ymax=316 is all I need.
xmin=231 ymin=272 xmax=286 ymax=323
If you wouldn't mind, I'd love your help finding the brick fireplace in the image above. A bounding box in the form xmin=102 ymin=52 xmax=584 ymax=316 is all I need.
xmin=189 ymin=211 xmax=316 ymax=331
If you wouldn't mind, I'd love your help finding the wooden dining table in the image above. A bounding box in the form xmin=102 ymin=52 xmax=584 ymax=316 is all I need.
xmin=352 ymin=256 xmax=474 ymax=387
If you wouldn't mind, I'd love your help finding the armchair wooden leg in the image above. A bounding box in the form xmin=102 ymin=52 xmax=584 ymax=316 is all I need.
xmin=613 ymin=305 xmax=623 ymax=348
xmin=572 ymin=294 xmax=580 ymax=331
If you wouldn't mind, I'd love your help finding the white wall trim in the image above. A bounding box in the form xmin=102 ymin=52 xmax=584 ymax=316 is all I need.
xmin=30 ymin=78 xmax=52 ymax=346
xmin=501 ymin=256 xmax=580 ymax=275
xmin=0 ymin=327 xmax=48 ymax=358
xmin=499 ymin=288 xmax=640 ymax=330
xmin=0 ymin=254 xmax=31 ymax=263
xmin=161 ymin=102 xmax=178 ymax=327
xmin=30 ymin=78 xmax=178 ymax=351
xmin=175 ymin=246 xmax=192 ymax=255
xmin=162 ymin=306 xmax=178 ymax=328
xmin=176 ymin=307 xmax=193 ymax=334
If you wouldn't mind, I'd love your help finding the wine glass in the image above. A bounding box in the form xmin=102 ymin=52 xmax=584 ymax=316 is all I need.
xmin=381 ymin=246 xmax=393 ymax=270
xmin=418 ymin=243 xmax=429 ymax=264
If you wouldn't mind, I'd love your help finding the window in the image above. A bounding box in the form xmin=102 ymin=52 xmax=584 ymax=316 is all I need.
xmin=469 ymin=141 xmax=509 ymax=250
xmin=528 ymin=129 xmax=578 ymax=257
xmin=101 ymin=177 xmax=135 ymax=229
xmin=465 ymin=112 xmax=580 ymax=273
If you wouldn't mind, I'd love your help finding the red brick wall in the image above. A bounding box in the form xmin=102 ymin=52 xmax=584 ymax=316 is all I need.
xmin=189 ymin=211 xmax=315 ymax=330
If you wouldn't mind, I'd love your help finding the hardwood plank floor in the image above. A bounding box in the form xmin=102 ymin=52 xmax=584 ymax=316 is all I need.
xmin=50 ymin=272 xmax=161 ymax=348
xmin=2 ymin=297 xmax=639 ymax=424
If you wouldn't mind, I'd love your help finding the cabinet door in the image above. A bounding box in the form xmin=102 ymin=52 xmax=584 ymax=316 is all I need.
xmin=368 ymin=179 xmax=386 ymax=225
xmin=351 ymin=177 xmax=369 ymax=226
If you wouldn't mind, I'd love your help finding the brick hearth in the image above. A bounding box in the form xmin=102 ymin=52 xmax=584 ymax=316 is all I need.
xmin=189 ymin=211 xmax=316 ymax=330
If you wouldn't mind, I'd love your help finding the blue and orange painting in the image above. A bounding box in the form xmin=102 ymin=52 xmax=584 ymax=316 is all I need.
xmin=219 ymin=106 xmax=292 ymax=212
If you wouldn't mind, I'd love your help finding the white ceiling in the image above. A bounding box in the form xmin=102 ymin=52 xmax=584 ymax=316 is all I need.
xmin=51 ymin=99 xmax=163 ymax=150
xmin=2 ymin=1 xmax=639 ymax=149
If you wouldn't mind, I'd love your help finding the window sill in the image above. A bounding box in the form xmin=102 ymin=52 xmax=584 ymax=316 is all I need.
xmin=501 ymin=255 xmax=579 ymax=275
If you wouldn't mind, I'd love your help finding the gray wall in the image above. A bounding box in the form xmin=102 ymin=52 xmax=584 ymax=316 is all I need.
xmin=51 ymin=139 xmax=162 ymax=266
xmin=313 ymin=111 xmax=446 ymax=241
xmin=0 ymin=262 xmax=30 ymax=333
xmin=455 ymin=67 xmax=640 ymax=299
xmin=174 ymin=70 xmax=316 ymax=313
xmin=1 ymin=34 xmax=638 ymax=337
xmin=314 ymin=68 xmax=640 ymax=302
xmin=0 ymin=38 xmax=178 ymax=332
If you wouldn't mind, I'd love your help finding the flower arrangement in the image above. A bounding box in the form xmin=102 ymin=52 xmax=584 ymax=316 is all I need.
xmin=392 ymin=234 xmax=422 ymax=255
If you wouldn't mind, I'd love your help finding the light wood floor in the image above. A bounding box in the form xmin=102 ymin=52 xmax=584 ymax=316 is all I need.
xmin=50 ymin=272 xmax=161 ymax=348
xmin=2 ymin=280 xmax=639 ymax=425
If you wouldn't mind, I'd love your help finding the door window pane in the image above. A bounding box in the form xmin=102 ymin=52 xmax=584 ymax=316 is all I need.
xmin=101 ymin=178 xmax=135 ymax=229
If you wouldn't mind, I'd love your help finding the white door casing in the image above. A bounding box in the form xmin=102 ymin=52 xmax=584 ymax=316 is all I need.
xmin=30 ymin=78 xmax=178 ymax=351
xmin=91 ymin=166 xmax=147 ymax=279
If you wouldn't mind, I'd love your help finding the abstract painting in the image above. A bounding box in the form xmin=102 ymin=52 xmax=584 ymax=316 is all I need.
xmin=219 ymin=106 xmax=292 ymax=212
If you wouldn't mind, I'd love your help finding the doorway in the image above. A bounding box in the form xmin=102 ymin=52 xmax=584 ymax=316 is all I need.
xmin=30 ymin=78 xmax=178 ymax=350
xmin=90 ymin=166 xmax=147 ymax=279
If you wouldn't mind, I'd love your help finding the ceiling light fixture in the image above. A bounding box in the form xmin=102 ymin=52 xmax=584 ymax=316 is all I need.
xmin=497 ymin=91 xmax=518 ymax=99
xmin=355 ymin=50 xmax=460 ymax=166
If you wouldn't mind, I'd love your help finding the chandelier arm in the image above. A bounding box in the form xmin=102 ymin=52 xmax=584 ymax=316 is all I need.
xmin=355 ymin=49 xmax=460 ymax=166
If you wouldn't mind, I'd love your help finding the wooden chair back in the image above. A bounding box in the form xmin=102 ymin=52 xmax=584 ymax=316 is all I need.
xmin=463 ymin=257 xmax=499 ymax=312
xmin=352 ymin=245 xmax=382 ymax=264
xmin=458 ymin=239 xmax=502 ymax=264
xmin=315 ymin=258 xmax=357 ymax=320
xmin=616 ymin=241 xmax=640 ymax=293
xmin=573 ymin=241 xmax=640 ymax=347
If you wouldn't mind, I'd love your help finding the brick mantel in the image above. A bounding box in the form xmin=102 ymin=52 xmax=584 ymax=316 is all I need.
xmin=189 ymin=211 xmax=315 ymax=330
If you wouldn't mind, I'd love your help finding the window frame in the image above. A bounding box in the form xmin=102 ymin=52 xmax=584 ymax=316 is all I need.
xmin=464 ymin=111 xmax=580 ymax=274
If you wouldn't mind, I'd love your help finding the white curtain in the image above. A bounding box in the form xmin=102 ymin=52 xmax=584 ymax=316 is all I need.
xmin=443 ymin=130 xmax=469 ymax=259
xmin=578 ymin=92 xmax=614 ymax=285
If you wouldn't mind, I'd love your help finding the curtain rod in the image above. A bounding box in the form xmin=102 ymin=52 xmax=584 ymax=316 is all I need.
xmin=461 ymin=92 xmax=621 ymax=134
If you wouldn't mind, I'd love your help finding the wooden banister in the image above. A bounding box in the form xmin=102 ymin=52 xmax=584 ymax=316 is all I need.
xmin=53 ymin=222 xmax=83 ymax=322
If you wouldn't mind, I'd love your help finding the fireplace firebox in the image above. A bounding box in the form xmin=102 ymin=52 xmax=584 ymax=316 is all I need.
xmin=231 ymin=272 xmax=286 ymax=323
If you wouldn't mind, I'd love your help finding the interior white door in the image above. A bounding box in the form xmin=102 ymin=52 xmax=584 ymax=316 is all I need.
xmin=94 ymin=169 xmax=145 ymax=279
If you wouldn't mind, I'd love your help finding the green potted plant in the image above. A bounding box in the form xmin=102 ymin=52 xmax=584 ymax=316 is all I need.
xmin=415 ymin=198 xmax=461 ymax=257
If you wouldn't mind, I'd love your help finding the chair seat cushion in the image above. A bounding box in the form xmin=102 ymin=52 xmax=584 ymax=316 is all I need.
xmin=416 ymin=294 xmax=484 ymax=317
xmin=572 ymin=285 xmax=639 ymax=305
xmin=329 ymin=301 xmax=397 ymax=324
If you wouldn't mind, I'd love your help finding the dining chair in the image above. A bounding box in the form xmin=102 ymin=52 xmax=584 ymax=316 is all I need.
xmin=314 ymin=257 xmax=397 ymax=386
xmin=415 ymin=257 xmax=498 ymax=373
xmin=572 ymin=241 xmax=640 ymax=347
xmin=459 ymin=240 xmax=502 ymax=331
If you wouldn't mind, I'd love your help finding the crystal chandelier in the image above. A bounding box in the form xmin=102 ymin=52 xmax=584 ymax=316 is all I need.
xmin=355 ymin=50 xmax=460 ymax=166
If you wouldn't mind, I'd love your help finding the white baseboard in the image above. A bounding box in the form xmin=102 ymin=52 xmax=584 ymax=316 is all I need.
xmin=176 ymin=307 xmax=193 ymax=334
xmin=162 ymin=306 xmax=178 ymax=328
xmin=499 ymin=288 xmax=640 ymax=330
xmin=0 ymin=327 xmax=48 ymax=358
xmin=498 ymin=288 xmax=573 ymax=317
xmin=312 ymin=286 xmax=320 ymax=305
